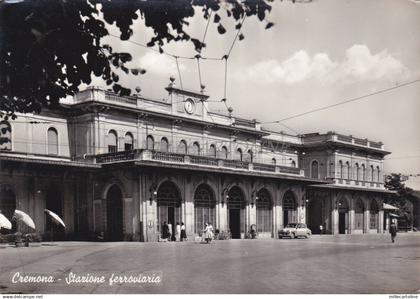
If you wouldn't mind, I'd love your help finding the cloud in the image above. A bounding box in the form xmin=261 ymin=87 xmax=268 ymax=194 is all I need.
xmin=237 ymin=45 xmax=409 ymax=84
xmin=137 ymin=52 xmax=186 ymax=77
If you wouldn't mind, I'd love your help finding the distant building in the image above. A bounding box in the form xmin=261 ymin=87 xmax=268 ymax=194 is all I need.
xmin=0 ymin=81 xmax=394 ymax=241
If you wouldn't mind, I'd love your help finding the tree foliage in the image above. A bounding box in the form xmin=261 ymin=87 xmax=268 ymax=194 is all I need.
xmin=384 ymin=173 xmax=417 ymax=224
xmin=0 ymin=0 xmax=274 ymax=120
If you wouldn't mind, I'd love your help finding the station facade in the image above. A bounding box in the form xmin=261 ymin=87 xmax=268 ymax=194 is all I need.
xmin=0 ymin=81 xmax=394 ymax=241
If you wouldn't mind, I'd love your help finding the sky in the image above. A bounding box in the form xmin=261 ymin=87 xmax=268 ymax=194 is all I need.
xmin=92 ymin=0 xmax=420 ymax=178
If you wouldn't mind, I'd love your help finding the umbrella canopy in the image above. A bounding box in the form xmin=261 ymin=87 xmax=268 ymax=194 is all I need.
xmin=383 ymin=203 xmax=399 ymax=210
xmin=44 ymin=209 xmax=65 ymax=228
xmin=0 ymin=212 xmax=12 ymax=230
xmin=13 ymin=210 xmax=36 ymax=230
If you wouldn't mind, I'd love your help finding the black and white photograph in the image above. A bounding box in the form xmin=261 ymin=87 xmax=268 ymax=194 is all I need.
xmin=0 ymin=0 xmax=419 ymax=296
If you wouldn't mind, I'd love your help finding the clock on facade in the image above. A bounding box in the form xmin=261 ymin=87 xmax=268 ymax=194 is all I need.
xmin=184 ymin=98 xmax=195 ymax=114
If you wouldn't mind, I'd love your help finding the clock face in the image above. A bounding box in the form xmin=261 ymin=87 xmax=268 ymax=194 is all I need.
xmin=184 ymin=98 xmax=195 ymax=114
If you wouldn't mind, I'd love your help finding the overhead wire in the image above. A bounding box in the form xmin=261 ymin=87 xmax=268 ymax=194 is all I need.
xmin=261 ymin=78 xmax=420 ymax=124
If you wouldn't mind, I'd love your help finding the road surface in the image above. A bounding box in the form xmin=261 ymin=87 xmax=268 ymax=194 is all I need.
xmin=0 ymin=233 xmax=419 ymax=294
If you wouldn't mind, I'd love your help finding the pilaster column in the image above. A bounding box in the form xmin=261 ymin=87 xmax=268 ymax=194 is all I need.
xmin=378 ymin=210 xmax=384 ymax=233
xmin=349 ymin=209 xmax=355 ymax=234
xmin=249 ymin=203 xmax=257 ymax=227
xmin=332 ymin=208 xmax=339 ymax=235
xmin=364 ymin=209 xmax=370 ymax=233
xmin=123 ymin=197 xmax=133 ymax=238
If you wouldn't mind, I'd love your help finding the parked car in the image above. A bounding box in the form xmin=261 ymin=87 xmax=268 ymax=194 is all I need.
xmin=278 ymin=223 xmax=312 ymax=239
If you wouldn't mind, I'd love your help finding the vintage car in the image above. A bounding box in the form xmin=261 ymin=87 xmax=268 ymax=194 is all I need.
xmin=278 ymin=223 xmax=312 ymax=239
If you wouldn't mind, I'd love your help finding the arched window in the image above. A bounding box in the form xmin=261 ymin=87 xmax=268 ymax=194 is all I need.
xmin=377 ymin=166 xmax=381 ymax=182
xmin=355 ymin=199 xmax=364 ymax=230
xmin=160 ymin=137 xmax=169 ymax=152
xmin=362 ymin=164 xmax=366 ymax=181
xmin=47 ymin=127 xmax=59 ymax=155
xmin=194 ymin=184 xmax=216 ymax=233
xmin=221 ymin=146 xmax=228 ymax=159
xmin=146 ymin=135 xmax=154 ymax=150
xmin=124 ymin=133 xmax=134 ymax=151
xmin=237 ymin=148 xmax=243 ymax=161
xmin=209 ymin=144 xmax=216 ymax=158
xmin=247 ymin=150 xmax=254 ymax=163
xmin=346 ymin=161 xmax=351 ymax=180
xmin=272 ymin=158 xmax=276 ymax=165
xmin=311 ymin=160 xmax=319 ymax=179
xmin=192 ymin=142 xmax=200 ymax=155
xmin=291 ymin=160 xmax=296 ymax=168
xmin=107 ymin=130 xmax=118 ymax=153
xmin=338 ymin=161 xmax=343 ymax=178
xmin=178 ymin=140 xmax=187 ymax=154
xmin=355 ymin=163 xmax=360 ymax=181
xmin=256 ymin=188 xmax=272 ymax=233
xmin=370 ymin=165 xmax=375 ymax=182
xmin=0 ymin=121 xmax=12 ymax=151
xmin=369 ymin=200 xmax=379 ymax=230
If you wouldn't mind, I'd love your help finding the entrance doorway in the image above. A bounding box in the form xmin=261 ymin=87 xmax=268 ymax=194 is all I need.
xmin=194 ymin=184 xmax=216 ymax=234
xmin=283 ymin=190 xmax=297 ymax=227
xmin=168 ymin=206 xmax=175 ymax=228
xmin=229 ymin=209 xmax=241 ymax=239
xmin=227 ymin=186 xmax=245 ymax=239
xmin=106 ymin=185 xmax=124 ymax=241
xmin=339 ymin=212 xmax=346 ymax=234
xmin=307 ymin=199 xmax=323 ymax=234
xmin=157 ymin=181 xmax=181 ymax=237
xmin=337 ymin=197 xmax=349 ymax=234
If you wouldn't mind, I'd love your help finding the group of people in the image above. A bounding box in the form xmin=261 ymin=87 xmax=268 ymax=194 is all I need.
xmin=161 ymin=222 xmax=187 ymax=242
xmin=160 ymin=221 xmax=215 ymax=243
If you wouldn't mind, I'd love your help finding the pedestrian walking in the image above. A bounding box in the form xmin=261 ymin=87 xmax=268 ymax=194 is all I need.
xmin=204 ymin=222 xmax=214 ymax=244
xmin=167 ymin=222 xmax=173 ymax=242
xmin=176 ymin=222 xmax=181 ymax=242
xmin=180 ymin=222 xmax=187 ymax=241
xmin=161 ymin=221 xmax=170 ymax=241
xmin=389 ymin=219 xmax=397 ymax=243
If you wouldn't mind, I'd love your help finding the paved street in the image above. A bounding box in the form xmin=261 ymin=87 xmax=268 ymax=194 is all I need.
xmin=0 ymin=233 xmax=419 ymax=294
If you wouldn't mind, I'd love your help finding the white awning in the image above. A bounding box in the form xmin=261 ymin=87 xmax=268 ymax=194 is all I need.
xmin=383 ymin=203 xmax=399 ymax=210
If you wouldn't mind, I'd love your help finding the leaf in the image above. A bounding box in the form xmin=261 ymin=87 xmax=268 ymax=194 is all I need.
xmin=238 ymin=33 xmax=244 ymax=41
xmin=214 ymin=13 xmax=221 ymax=23
xmin=217 ymin=23 xmax=226 ymax=34
xmin=112 ymin=84 xmax=122 ymax=93
xmin=265 ymin=22 xmax=275 ymax=30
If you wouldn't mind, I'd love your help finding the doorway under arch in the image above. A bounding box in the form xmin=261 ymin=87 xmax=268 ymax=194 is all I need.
xmin=157 ymin=181 xmax=182 ymax=236
xmin=256 ymin=188 xmax=272 ymax=234
xmin=307 ymin=198 xmax=323 ymax=234
xmin=354 ymin=198 xmax=364 ymax=232
xmin=106 ymin=185 xmax=124 ymax=241
xmin=337 ymin=197 xmax=349 ymax=234
xmin=227 ymin=186 xmax=246 ymax=239
xmin=283 ymin=191 xmax=297 ymax=227
xmin=194 ymin=184 xmax=216 ymax=234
